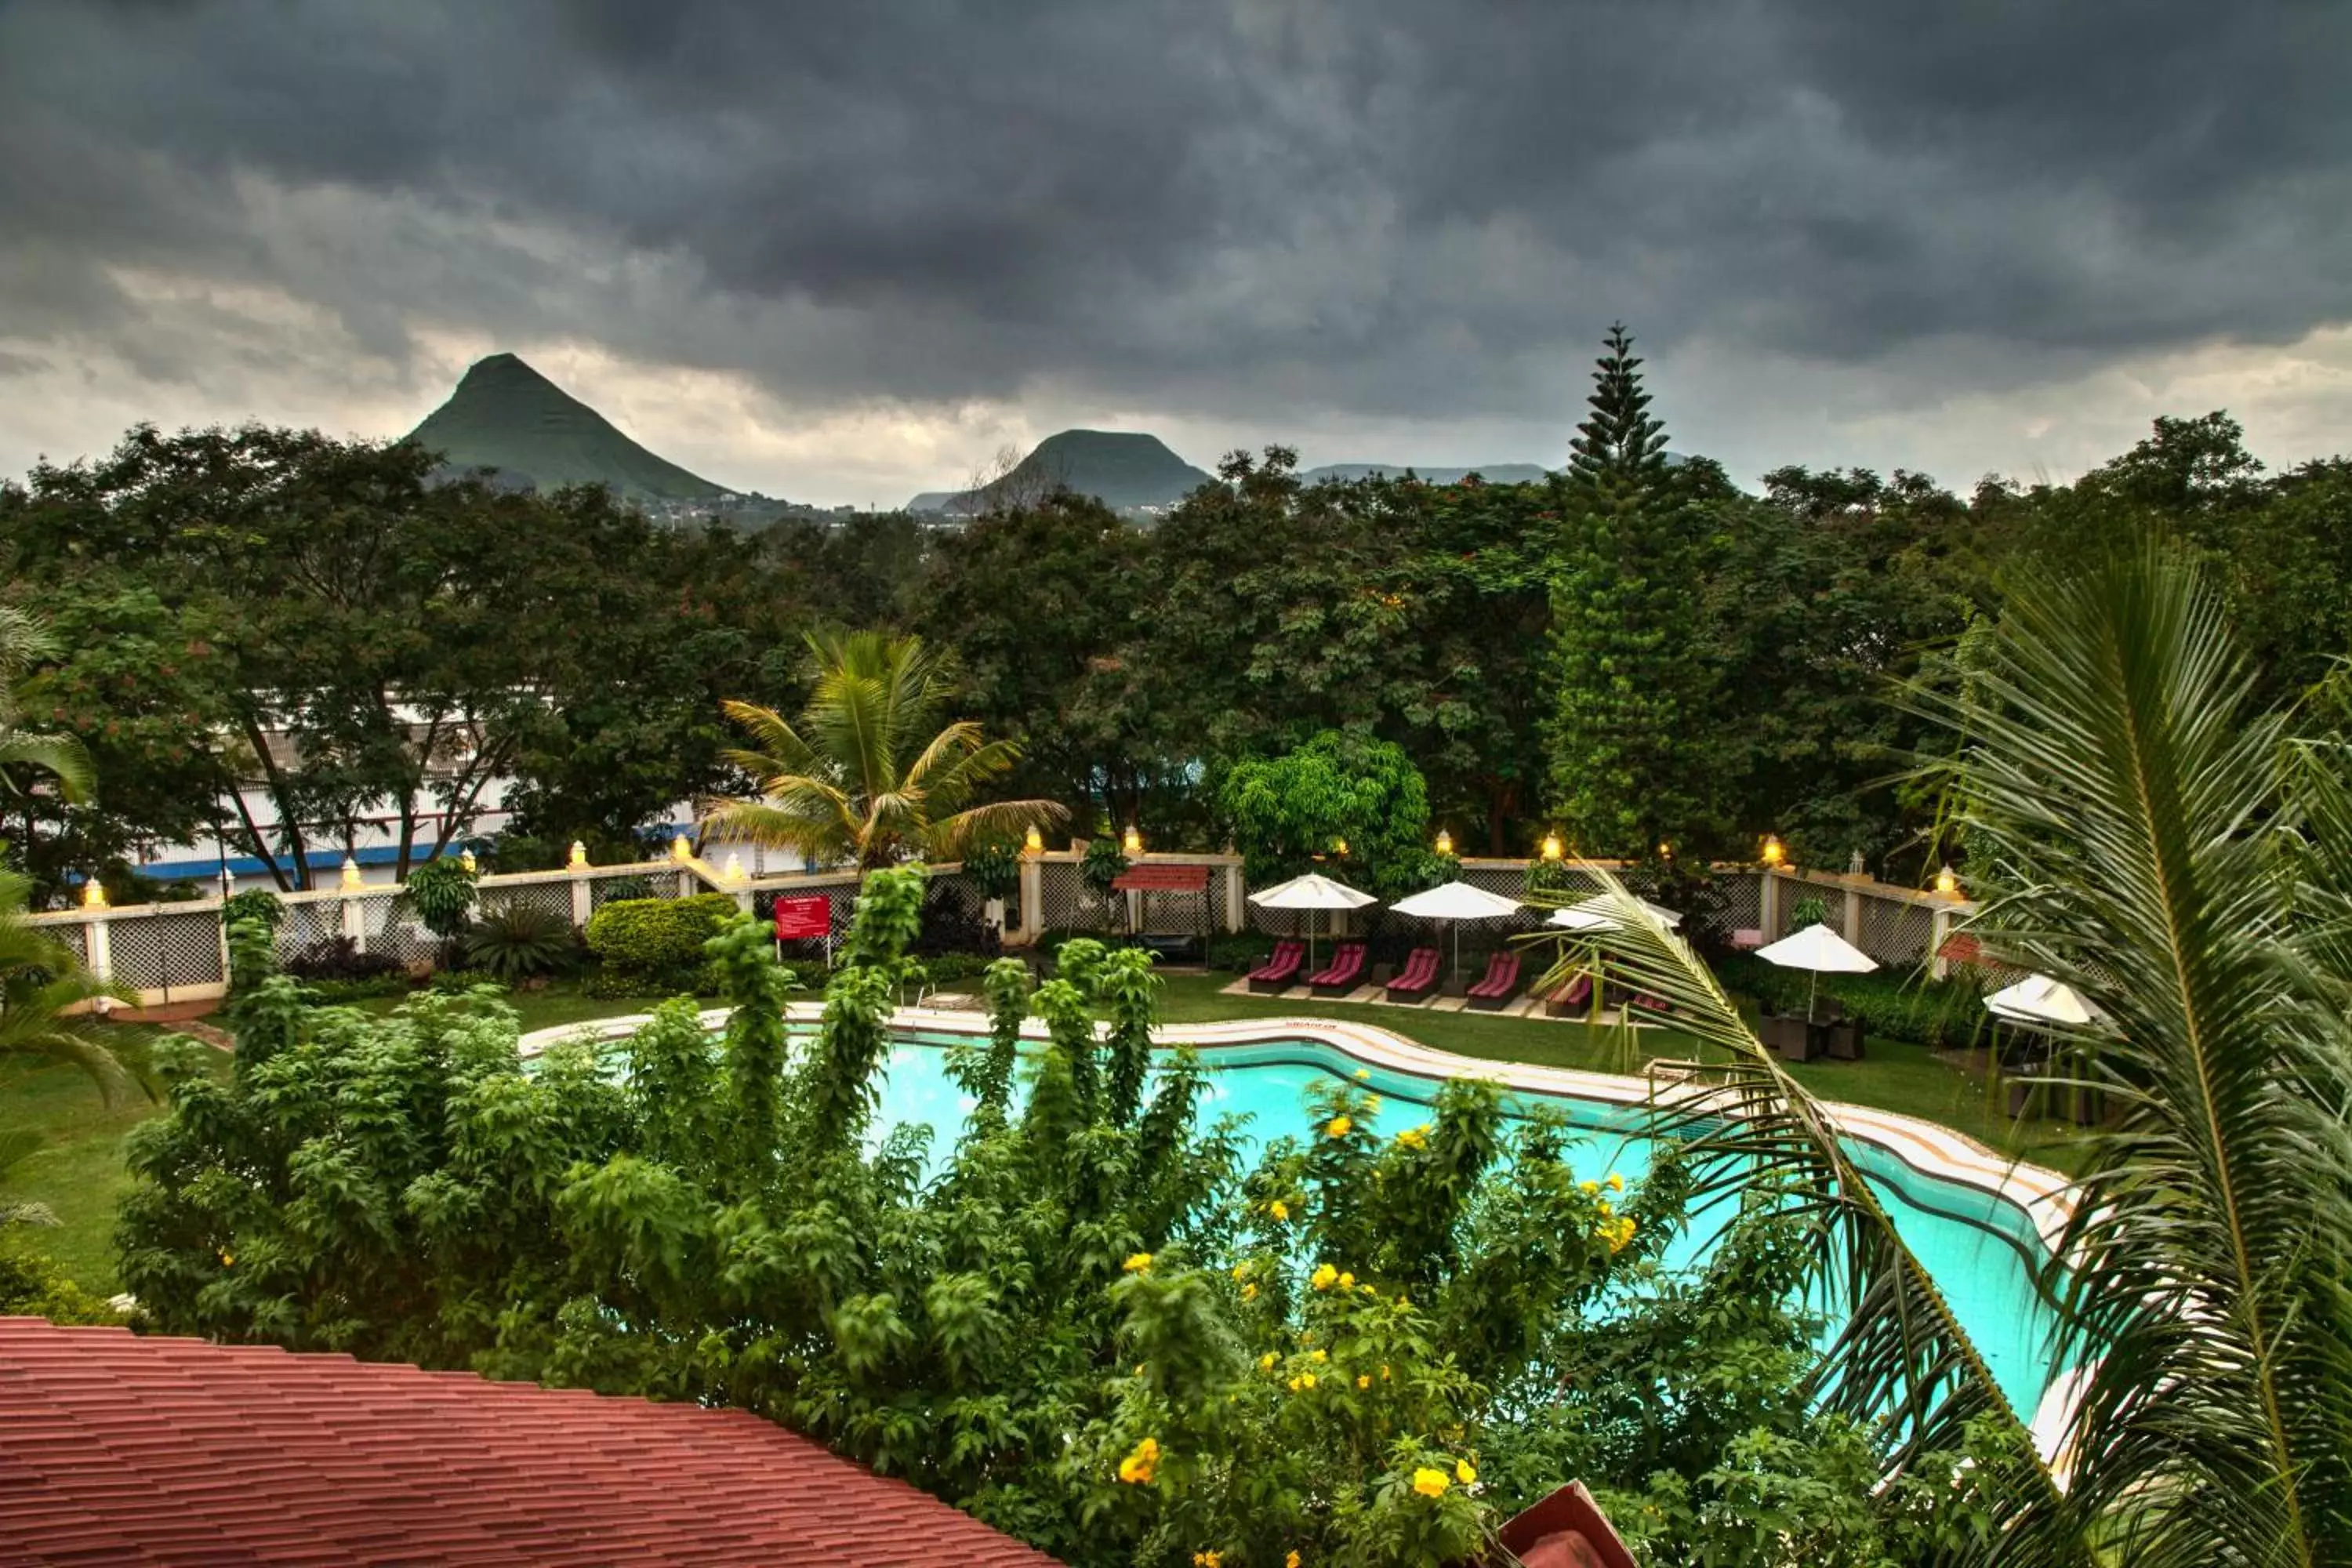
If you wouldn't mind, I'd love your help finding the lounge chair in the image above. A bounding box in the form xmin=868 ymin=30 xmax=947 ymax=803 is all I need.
xmin=1464 ymin=950 xmax=1522 ymax=1011
xmin=1384 ymin=946 xmax=1441 ymax=1003
xmin=1246 ymin=939 xmax=1305 ymax=993
xmin=1731 ymin=927 xmax=1765 ymax=951
xmin=1305 ymin=942 xmax=1367 ymax=996
xmin=1543 ymin=973 xmax=1593 ymax=1018
xmin=1628 ymin=991 xmax=1672 ymax=1020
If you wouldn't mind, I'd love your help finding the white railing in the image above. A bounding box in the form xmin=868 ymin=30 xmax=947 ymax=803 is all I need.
xmin=42 ymin=845 xmax=1976 ymax=1011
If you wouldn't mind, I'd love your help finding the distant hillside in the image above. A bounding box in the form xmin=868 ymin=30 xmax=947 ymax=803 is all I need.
xmin=408 ymin=354 xmax=734 ymax=503
xmin=1300 ymin=462 xmax=1552 ymax=486
xmin=908 ymin=430 xmax=1214 ymax=516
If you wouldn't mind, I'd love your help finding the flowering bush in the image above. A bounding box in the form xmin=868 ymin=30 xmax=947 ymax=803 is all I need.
xmin=120 ymin=870 xmax=2003 ymax=1566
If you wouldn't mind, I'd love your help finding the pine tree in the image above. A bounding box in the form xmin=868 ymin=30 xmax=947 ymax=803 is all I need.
xmin=1543 ymin=326 xmax=1721 ymax=858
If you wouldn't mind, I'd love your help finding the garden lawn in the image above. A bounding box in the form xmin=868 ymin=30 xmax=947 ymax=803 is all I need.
xmin=0 ymin=1027 xmax=211 ymax=1294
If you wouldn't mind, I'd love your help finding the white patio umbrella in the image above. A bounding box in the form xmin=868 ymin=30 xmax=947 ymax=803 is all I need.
xmin=1247 ymin=873 xmax=1377 ymax=973
xmin=1391 ymin=879 xmax=1522 ymax=986
xmin=1755 ymin=920 xmax=1878 ymax=1021
xmin=1985 ymin=974 xmax=2105 ymax=1029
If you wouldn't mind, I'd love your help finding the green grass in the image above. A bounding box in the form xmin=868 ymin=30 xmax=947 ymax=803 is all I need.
xmin=345 ymin=978 xmax=673 ymax=1035
xmin=0 ymin=1027 xmax=217 ymax=1294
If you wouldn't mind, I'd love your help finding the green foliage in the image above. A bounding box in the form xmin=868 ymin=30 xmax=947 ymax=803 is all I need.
xmin=114 ymin=858 xmax=2014 ymax=1564
xmin=0 ymin=1243 xmax=119 ymax=1323
xmin=1219 ymin=731 xmax=1432 ymax=897
xmin=961 ymin=836 xmax=1023 ymax=902
xmin=463 ymin=902 xmax=578 ymax=982
xmin=401 ymin=855 xmax=478 ymax=942
xmin=1080 ymin=833 xmax=1131 ymax=898
xmin=222 ymin=887 xmax=285 ymax=932
xmin=1716 ymin=955 xmax=1991 ymax=1048
xmin=584 ymin=893 xmax=739 ymax=992
xmin=1788 ymin=894 xmax=1833 ymax=931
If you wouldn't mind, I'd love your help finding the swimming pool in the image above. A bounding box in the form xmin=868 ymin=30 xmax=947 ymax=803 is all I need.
xmin=525 ymin=1007 xmax=2074 ymax=1439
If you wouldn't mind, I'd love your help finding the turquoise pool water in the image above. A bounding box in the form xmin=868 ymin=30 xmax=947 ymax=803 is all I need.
xmin=865 ymin=1029 xmax=2065 ymax=1421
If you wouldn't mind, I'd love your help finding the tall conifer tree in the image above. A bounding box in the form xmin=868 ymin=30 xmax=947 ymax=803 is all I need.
xmin=1543 ymin=326 xmax=1721 ymax=858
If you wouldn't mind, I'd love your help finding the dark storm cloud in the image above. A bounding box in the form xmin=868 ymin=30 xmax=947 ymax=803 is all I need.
xmin=3 ymin=0 xmax=2350 ymax=434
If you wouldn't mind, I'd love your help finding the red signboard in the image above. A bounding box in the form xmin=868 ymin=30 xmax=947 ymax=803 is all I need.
xmin=772 ymin=895 xmax=832 ymax=941
xmin=1111 ymin=864 xmax=1210 ymax=893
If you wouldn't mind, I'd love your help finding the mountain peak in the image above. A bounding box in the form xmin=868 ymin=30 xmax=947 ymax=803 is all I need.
xmin=909 ymin=428 xmax=1213 ymax=516
xmin=408 ymin=354 xmax=733 ymax=502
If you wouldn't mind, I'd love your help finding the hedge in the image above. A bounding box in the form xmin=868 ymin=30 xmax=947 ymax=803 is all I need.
xmin=1713 ymin=953 xmax=1994 ymax=1049
xmin=585 ymin=894 xmax=741 ymax=991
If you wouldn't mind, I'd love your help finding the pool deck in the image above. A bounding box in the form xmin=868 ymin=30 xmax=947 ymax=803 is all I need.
xmin=518 ymin=1000 xmax=2087 ymax=1472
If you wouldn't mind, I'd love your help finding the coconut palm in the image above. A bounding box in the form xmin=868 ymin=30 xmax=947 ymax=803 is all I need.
xmin=704 ymin=630 xmax=1067 ymax=870
xmin=0 ymin=604 xmax=93 ymax=804
xmin=1540 ymin=544 xmax=2352 ymax=1565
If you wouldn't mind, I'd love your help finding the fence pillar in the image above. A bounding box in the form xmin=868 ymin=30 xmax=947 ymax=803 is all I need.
xmin=1929 ymin=906 xmax=1951 ymax=980
xmin=1222 ymin=863 xmax=1245 ymax=933
xmin=1842 ymin=884 xmax=1864 ymax=946
xmin=1759 ymin=868 xmax=1780 ymax=938
xmin=570 ymin=873 xmax=594 ymax=930
xmin=1018 ymin=855 xmax=1044 ymax=943
xmin=341 ymin=893 xmax=367 ymax=953
xmin=84 ymin=914 xmax=114 ymax=1014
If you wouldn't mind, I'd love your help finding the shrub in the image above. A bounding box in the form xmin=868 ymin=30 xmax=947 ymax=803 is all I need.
xmin=961 ymin=837 xmax=1022 ymax=903
xmin=401 ymin=856 xmax=478 ymax=942
xmin=1207 ymin=931 xmax=1278 ymax=972
xmin=0 ymin=1245 xmax=118 ymax=1324
xmin=301 ymin=974 xmax=418 ymax=1004
xmin=464 ymin=902 xmax=579 ymax=982
xmin=285 ymin=935 xmax=405 ymax=985
xmin=1788 ymin=894 xmax=1834 ymax=931
xmin=222 ymin=887 xmax=285 ymax=932
xmin=1715 ymin=953 xmax=1993 ymax=1048
xmin=595 ymin=874 xmax=656 ymax=904
xmin=585 ymin=893 xmax=739 ymax=992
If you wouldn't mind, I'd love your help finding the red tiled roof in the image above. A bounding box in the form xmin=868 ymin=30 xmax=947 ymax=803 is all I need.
xmin=0 ymin=1317 xmax=1062 ymax=1566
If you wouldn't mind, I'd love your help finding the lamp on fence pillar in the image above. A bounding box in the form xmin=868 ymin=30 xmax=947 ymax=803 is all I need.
xmin=1024 ymin=824 xmax=1044 ymax=855
xmin=1122 ymin=823 xmax=1142 ymax=856
xmin=1332 ymin=837 xmax=1348 ymax=857
xmin=671 ymin=834 xmax=692 ymax=862
xmin=1540 ymin=832 xmax=1563 ymax=862
xmin=339 ymin=858 xmax=364 ymax=892
xmin=1657 ymin=841 xmax=1673 ymax=862
xmin=1434 ymin=828 xmax=1453 ymax=857
xmin=723 ymin=852 xmax=748 ymax=884
xmin=459 ymin=849 xmax=477 ymax=875
xmin=1760 ymin=834 xmax=1785 ymax=868
xmin=81 ymin=877 xmax=108 ymax=910
xmin=567 ymin=840 xmax=590 ymax=871
xmin=1935 ymin=864 xmax=1960 ymax=898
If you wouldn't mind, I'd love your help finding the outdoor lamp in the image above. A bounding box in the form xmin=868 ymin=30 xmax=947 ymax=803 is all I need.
xmin=672 ymin=834 xmax=692 ymax=861
xmin=1123 ymin=823 xmax=1143 ymax=855
xmin=724 ymin=852 xmax=748 ymax=884
xmin=567 ymin=840 xmax=590 ymax=870
xmin=1024 ymin=824 xmax=1044 ymax=855
xmin=1935 ymin=864 xmax=1960 ymax=898
xmin=1540 ymin=833 xmax=1563 ymax=862
xmin=1761 ymin=834 xmax=1785 ymax=867
xmin=459 ymin=849 xmax=477 ymax=875
xmin=1657 ymin=841 xmax=1673 ymax=861
xmin=1434 ymin=828 xmax=1453 ymax=856
xmin=82 ymin=877 xmax=108 ymax=910
xmin=1333 ymin=837 xmax=1348 ymax=856
xmin=339 ymin=858 xmax=364 ymax=891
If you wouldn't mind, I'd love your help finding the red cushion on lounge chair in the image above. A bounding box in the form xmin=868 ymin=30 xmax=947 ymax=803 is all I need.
xmin=1467 ymin=951 xmax=1519 ymax=998
xmin=1553 ymin=974 xmax=1592 ymax=1007
xmin=1388 ymin=948 xmax=1439 ymax=995
xmin=1307 ymin=943 xmax=1366 ymax=986
xmin=1248 ymin=940 xmax=1304 ymax=981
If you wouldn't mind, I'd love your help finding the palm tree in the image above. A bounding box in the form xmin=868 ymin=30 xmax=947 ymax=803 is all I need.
xmin=704 ymin=630 xmax=1067 ymax=870
xmin=0 ymin=869 xmax=141 ymax=1103
xmin=1544 ymin=544 xmax=2351 ymax=1565
xmin=0 ymin=604 xmax=93 ymax=804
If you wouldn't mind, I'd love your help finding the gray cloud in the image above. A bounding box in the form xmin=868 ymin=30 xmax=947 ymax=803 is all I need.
xmin=2 ymin=0 xmax=2350 ymax=497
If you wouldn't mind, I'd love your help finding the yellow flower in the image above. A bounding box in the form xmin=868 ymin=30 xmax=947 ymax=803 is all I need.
xmin=1353 ymin=1068 xmax=1370 ymax=1080
xmin=1380 ymin=1363 xmax=1392 ymax=1380
xmin=219 ymin=1250 xmax=234 ymax=1267
xmin=1356 ymin=1374 xmax=1370 ymax=1389
xmin=1300 ymin=1371 xmax=1318 ymax=1389
xmin=1337 ymin=1271 xmax=1355 ymax=1290
xmin=1269 ymin=1200 xmax=1290 ymax=1221
xmin=1606 ymin=1171 xmax=1624 ymax=1192
xmin=1260 ymin=1352 xmax=1278 ymax=1371
xmin=1457 ymin=1458 xmax=1478 ymax=1484
xmin=1579 ymin=1179 xmax=1599 ymax=1195
xmin=1192 ymin=1554 xmax=1222 ymax=1567
xmin=1309 ymin=1348 xmax=1327 ymax=1363
xmin=1243 ymin=1283 xmax=1259 ymax=1301
xmin=1359 ymin=1283 xmax=1377 ymax=1296
xmin=1396 ymin=1124 xmax=1428 ymax=1150
xmin=1310 ymin=1262 xmax=1339 ymax=1291
xmin=1412 ymin=1466 xmax=1451 ymax=1497
xmin=1324 ymin=1115 xmax=1352 ymax=1138
xmin=1122 ymin=1252 xmax=1153 ymax=1274
xmin=1287 ymin=1375 xmax=1303 ymax=1392
xmin=1232 ymin=1262 xmax=1250 ymax=1281
xmin=1367 ymin=1095 xmax=1382 ymax=1114
xmin=1287 ymin=1555 xmax=1302 ymax=1568
xmin=1118 ymin=1436 xmax=1161 ymax=1484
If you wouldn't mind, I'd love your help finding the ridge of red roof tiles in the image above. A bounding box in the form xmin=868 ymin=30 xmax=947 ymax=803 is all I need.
xmin=0 ymin=1316 xmax=1063 ymax=1566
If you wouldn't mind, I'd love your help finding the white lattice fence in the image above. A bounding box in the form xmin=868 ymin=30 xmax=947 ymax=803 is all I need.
xmin=358 ymin=892 xmax=439 ymax=968
xmin=44 ymin=921 xmax=88 ymax=968
xmin=276 ymin=898 xmax=343 ymax=966
xmin=1859 ymin=894 xmax=1936 ymax=966
xmin=1038 ymin=861 xmax=1111 ymax=933
xmin=481 ymin=880 xmax=574 ymax=925
xmin=590 ymin=868 xmax=691 ymax=909
xmin=110 ymin=910 xmax=225 ymax=993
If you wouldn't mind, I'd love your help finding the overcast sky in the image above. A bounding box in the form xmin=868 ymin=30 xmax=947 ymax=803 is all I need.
xmin=5 ymin=1 xmax=2351 ymax=507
